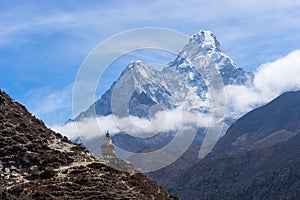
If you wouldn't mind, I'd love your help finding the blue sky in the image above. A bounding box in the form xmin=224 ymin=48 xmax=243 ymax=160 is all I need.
xmin=1 ymin=0 xmax=300 ymax=126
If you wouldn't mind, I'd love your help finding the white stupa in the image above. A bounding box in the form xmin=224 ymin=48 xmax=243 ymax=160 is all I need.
xmin=101 ymin=131 xmax=115 ymax=157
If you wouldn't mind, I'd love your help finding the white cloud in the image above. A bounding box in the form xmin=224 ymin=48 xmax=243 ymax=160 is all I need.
xmin=225 ymin=50 xmax=300 ymax=117
xmin=52 ymin=109 xmax=212 ymax=141
xmin=0 ymin=10 xmax=76 ymax=46
xmin=2 ymin=0 xmax=300 ymax=46
xmin=24 ymin=84 xmax=73 ymax=126
xmin=254 ymin=50 xmax=300 ymax=95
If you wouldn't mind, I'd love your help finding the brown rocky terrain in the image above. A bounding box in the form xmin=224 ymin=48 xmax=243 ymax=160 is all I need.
xmin=0 ymin=90 xmax=176 ymax=199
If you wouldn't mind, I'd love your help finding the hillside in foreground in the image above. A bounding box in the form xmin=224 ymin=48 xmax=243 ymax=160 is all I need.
xmin=0 ymin=90 xmax=175 ymax=200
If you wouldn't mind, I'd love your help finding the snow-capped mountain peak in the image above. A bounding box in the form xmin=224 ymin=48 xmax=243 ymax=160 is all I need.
xmin=76 ymin=30 xmax=253 ymax=121
xmin=169 ymin=30 xmax=252 ymax=91
xmin=128 ymin=60 xmax=144 ymax=69
xmin=190 ymin=30 xmax=221 ymax=53
xmin=121 ymin=60 xmax=144 ymax=76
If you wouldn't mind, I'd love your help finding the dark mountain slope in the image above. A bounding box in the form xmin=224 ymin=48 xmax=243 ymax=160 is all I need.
xmin=166 ymin=91 xmax=300 ymax=200
xmin=169 ymin=133 xmax=300 ymax=200
xmin=0 ymin=90 xmax=175 ymax=200
xmin=210 ymin=91 xmax=300 ymax=156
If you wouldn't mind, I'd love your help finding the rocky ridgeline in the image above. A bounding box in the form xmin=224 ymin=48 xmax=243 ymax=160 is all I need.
xmin=0 ymin=90 xmax=175 ymax=200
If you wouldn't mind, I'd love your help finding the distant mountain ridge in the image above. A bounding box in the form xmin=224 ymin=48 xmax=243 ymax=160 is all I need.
xmin=209 ymin=90 xmax=300 ymax=156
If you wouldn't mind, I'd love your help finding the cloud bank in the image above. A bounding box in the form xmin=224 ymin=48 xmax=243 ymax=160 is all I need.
xmin=226 ymin=50 xmax=300 ymax=117
xmin=52 ymin=109 xmax=211 ymax=141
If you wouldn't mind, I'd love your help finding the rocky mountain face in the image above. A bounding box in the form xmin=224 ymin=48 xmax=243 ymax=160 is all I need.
xmin=165 ymin=91 xmax=300 ymax=200
xmin=0 ymin=90 xmax=176 ymax=200
xmin=76 ymin=30 xmax=253 ymax=121
xmin=169 ymin=30 xmax=253 ymax=97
